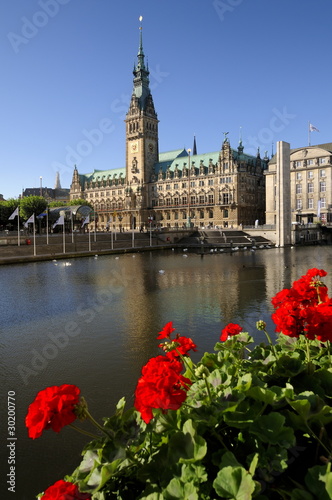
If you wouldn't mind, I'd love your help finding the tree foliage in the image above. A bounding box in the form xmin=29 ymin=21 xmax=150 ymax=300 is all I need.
xmin=20 ymin=196 xmax=48 ymax=220
xmin=0 ymin=198 xmax=20 ymax=229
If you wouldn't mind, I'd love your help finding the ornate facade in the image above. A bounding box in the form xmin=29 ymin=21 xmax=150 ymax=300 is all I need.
xmin=70 ymin=28 xmax=268 ymax=230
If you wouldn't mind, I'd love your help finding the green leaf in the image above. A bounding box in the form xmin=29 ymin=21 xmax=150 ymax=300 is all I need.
xmin=213 ymin=466 xmax=256 ymax=499
xmin=235 ymin=373 xmax=252 ymax=392
xmin=79 ymin=450 xmax=99 ymax=474
xmin=290 ymin=489 xmax=314 ymax=500
xmin=324 ymin=463 xmax=332 ymax=497
xmin=223 ymin=400 xmax=263 ymax=429
xmin=249 ymin=453 xmax=259 ymax=476
xmin=180 ymin=419 xmax=207 ymax=463
xmin=247 ymin=386 xmax=277 ymax=405
xmin=305 ymin=465 xmax=332 ymax=500
xmin=249 ymin=412 xmax=295 ymax=446
xmin=140 ymin=493 xmax=165 ymax=500
xmin=180 ymin=463 xmax=207 ymax=484
xmin=164 ymin=478 xmax=182 ymax=499
xmin=91 ymin=493 xmax=108 ymax=500
xmin=164 ymin=478 xmax=199 ymax=500
xmin=220 ymin=451 xmax=242 ymax=468
xmin=207 ymin=368 xmax=224 ymax=388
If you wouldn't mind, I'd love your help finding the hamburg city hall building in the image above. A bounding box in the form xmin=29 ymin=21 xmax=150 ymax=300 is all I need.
xmin=70 ymin=26 xmax=268 ymax=231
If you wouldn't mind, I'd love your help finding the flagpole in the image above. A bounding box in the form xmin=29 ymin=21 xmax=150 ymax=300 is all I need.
xmin=132 ymin=217 xmax=135 ymax=248
xmin=33 ymin=214 xmax=36 ymax=256
xmin=71 ymin=212 xmax=74 ymax=243
xmin=18 ymin=212 xmax=20 ymax=247
xmin=88 ymin=228 xmax=91 ymax=252
xmin=46 ymin=209 xmax=49 ymax=245
xmin=308 ymin=121 xmax=310 ymax=146
xmin=63 ymin=218 xmax=66 ymax=254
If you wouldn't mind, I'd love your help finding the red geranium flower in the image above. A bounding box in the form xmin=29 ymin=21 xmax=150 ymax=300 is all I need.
xmin=305 ymin=300 xmax=332 ymax=342
xmin=134 ymin=355 xmax=191 ymax=423
xmin=220 ymin=323 xmax=243 ymax=341
xmin=26 ymin=384 xmax=80 ymax=439
xmin=165 ymin=336 xmax=197 ymax=359
xmin=40 ymin=479 xmax=91 ymax=500
xmin=271 ymin=268 xmax=331 ymax=339
xmin=157 ymin=321 xmax=176 ymax=339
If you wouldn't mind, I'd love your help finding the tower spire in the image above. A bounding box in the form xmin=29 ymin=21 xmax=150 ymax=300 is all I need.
xmin=238 ymin=126 xmax=244 ymax=154
xmin=132 ymin=15 xmax=151 ymax=110
xmin=137 ymin=15 xmax=145 ymax=70
xmin=193 ymin=135 xmax=197 ymax=155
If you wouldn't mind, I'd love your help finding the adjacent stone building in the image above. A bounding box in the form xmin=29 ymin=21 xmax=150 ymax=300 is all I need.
xmin=266 ymin=142 xmax=332 ymax=226
xmin=70 ymin=27 xmax=268 ymax=230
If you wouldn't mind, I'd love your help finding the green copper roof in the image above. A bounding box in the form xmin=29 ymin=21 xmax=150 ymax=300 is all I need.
xmin=153 ymin=147 xmax=266 ymax=174
xmin=79 ymin=168 xmax=126 ymax=184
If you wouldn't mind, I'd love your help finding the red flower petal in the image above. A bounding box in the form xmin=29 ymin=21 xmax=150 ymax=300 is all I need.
xmin=157 ymin=321 xmax=176 ymax=339
xmin=220 ymin=323 xmax=243 ymax=342
xmin=25 ymin=384 xmax=80 ymax=439
xmin=41 ymin=479 xmax=91 ymax=499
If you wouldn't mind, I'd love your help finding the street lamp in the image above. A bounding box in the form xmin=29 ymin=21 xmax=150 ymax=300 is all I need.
xmin=186 ymin=148 xmax=191 ymax=228
xmin=148 ymin=216 xmax=153 ymax=246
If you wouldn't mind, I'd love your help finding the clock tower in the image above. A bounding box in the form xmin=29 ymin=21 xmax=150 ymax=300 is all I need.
xmin=125 ymin=20 xmax=159 ymax=192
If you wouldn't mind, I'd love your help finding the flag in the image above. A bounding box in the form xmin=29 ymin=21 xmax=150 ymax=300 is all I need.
xmin=53 ymin=215 xmax=64 ymax=228
xmin=309 ymin=123 xmax=319 ymax=132
xmin=81 ymin=215 xmax=90 ymax=227
xmin=8 ymin=207 xmax=19 ymax=220
xmin=24 ymin=214 xmax=35 ymax=228
xmin=317 ymin=200 xmax=321 ymax=218
xmin=37 ymin=211 xmax=47 ymax=219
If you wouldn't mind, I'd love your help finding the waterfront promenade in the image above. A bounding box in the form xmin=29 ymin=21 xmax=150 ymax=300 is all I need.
xmin=0 ymin=229 xmax=274 ymax=265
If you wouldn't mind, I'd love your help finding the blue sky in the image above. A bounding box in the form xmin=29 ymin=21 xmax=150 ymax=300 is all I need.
xmin=0 ymin=0 xmax=331 ymax=199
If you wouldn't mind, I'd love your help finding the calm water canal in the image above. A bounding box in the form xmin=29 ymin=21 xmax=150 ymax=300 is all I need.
xmin=1 ymin=245 xmax=332 ymax=498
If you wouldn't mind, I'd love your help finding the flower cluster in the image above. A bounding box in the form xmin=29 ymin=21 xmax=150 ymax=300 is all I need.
xmin=39 ymin=479 xmax=91 ymax=499
xmin=27 ymin=271 xmax=332 ymax=499
xmin=25 ymin=384 xmax=80 ymax=439
xmin=134 ymin=321 xmax=196 ymax=423
xmin=271 ymin=268 xmax=332 ymax=341
xmin=134 ymin=355 xmax=192 ymax=424
xmin=220 ymin=322 xmax=243 ymax=341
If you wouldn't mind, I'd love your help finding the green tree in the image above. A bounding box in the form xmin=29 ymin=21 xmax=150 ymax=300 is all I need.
xmin=20 ymin=196 xmax=48 ymax=220
xmin=48 ymin=201 xmax=67 ymax=208
xmin=48 ymin=199 xmax=93 ymax=209
xmin=0 ymin=199 xmax=20 ymax=230
xmin=68 ymin=198 xmax=93 ymax=208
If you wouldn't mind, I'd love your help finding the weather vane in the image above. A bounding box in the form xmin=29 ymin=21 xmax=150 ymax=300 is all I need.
xmin=139 ymin=15 xmax=143 ymax=29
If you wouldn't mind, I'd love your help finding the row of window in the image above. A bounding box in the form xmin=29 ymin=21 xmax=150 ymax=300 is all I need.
xmin=296 ymin=182 xmax=327 ymax=194
xmin=152 ymin=193 xmax=232 ymax=207
xmin=295 ymin=170 xmax=326 ymax=180
xmin=294 ymin=158 xmax=327 ymax=167
xmin=296 ymin=198 xmax=327 ymax=210
xmin=160 ymin=210 xmax=216 ymax=220
xmin=155 ymin=177 xmax=233 ymax=190
xmin=89 ymin=190 xmax=123 ymax=198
